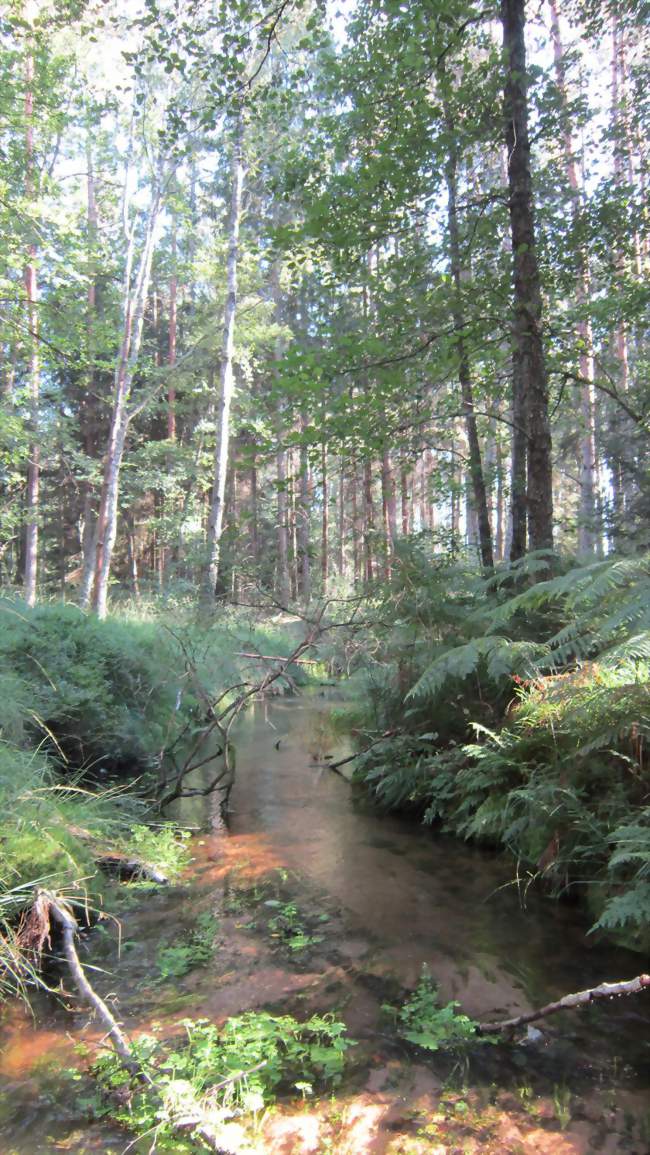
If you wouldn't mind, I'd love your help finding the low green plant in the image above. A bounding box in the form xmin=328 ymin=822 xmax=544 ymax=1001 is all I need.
xmin=155 ymin=911 xmax=218 ymax=980
xmin=94 ymin=1011 xmax=355 ymax=1146
xmin=384 ymin=966 xmax=484 ymax=1054
xmin=124 ymin=823 xmax=192 ymax=882
xmin=264 ymin=898 xmax=327 ymax=952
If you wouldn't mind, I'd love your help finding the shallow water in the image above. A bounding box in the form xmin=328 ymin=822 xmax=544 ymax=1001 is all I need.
xmin=2 ymin=690 xmax=650 ymax=1153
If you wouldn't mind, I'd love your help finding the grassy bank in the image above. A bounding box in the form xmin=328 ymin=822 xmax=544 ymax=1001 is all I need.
xmin=0 ymin=598 xmax=313 ymax=997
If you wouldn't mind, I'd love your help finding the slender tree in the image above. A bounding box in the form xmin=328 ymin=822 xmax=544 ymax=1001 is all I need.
xmin=205 ymin=107 xmax=245 ymax=599
xmin=502 ymin=0 xmax=554 ymax=555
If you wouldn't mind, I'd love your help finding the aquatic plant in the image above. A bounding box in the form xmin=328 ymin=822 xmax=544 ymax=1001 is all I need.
xmin=384 ymin=965 xmax=483 ymax=1054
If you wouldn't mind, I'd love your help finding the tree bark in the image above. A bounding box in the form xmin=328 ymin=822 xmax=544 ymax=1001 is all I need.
xmin=167 ymin=216 xmax=178 ymax=441
xmin=479 ymin=973 xmax=650 ymax=1035
xmin=400 ymin=465 xmax=410 ymax=536
xmin=276 ymin=444 xmax=291 ymax=604
xmin=23 ymin=46 xmax=39 ymax=607
xmin=442 ymin=87 xmax=494 ymax=570
xmin=363 ymin=459 xmax=374 ymax=583
xmin=79 ymin=134 xmax=100 ymax=609
xmin=91 ymin=175 xmax=164 ymax=618
xmin=205 ymin=108 xmax=245 ymax=599
xmin=297 ymin=426 xmax=311 ymax=602
xmin=381 ymin=447 xmax=397 ymax=578
xmin=321 ymin=442 xmax=329 ymax=592
xmin=548 ymin=0 xmax=598 ymax=556
xmin=502 ymin=0 xmax=554 ymax=555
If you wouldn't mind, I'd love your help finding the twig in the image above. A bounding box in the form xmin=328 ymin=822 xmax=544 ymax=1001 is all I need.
xmin=234 ymin=651 xmax=320 ymax=665
xmin=478 ymin=973 xmax=650 ymax=1035
xmin=327 ymin=729 xmax=399 ymax=772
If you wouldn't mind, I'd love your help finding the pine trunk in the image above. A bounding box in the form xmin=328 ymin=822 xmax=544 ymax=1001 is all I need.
xmin=23 ymin=48 xmax=39 ymax=607
xmin=321 ymin=443 xmax=328 ymax=592
xmin=502 ymin=0 xmax=554 ymax=555
xmin=548 ymin=0 xmax=598 ymax=555
xmin=443 ymin=89 xmax=494 ymax=570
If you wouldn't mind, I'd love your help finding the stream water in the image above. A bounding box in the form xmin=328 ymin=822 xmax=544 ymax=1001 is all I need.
xmin=1 ymin=690 xmax=650 ymax=1153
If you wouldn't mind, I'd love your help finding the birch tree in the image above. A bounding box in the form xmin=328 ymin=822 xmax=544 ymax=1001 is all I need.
xmin=205 ymin=107 xmax=245 ymax=599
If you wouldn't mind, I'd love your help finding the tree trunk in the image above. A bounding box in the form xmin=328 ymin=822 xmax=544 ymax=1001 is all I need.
xmin=297 ymin=428 xmax=311 ymax=602
xmin=250 ymin=450 xmax=259 ymax=567
xmin=321 ymin=442 xmax=328 ymax=592
xmin=276 ymin=445 xmax=291 ymax=604
xmin=548 ymin=0 xmax=598 ymax=556
xmin=79 ymin=135 xmax=100 ymax=609
xmin=205 ymin=108 xmax=245 ymax=599
xmin=167 ymin=217 xmax=177 ymax=441
xmin=91 ymin=176 xmax=164 ymax=618
xmin=502 ymin=0 xmax=554 ymax=554
xmin=442 ymin=87 xmax=494 ymax=570
xmin=363 ymin=459 xmax=374 ymax=582
xmin=400 ymin=465 xmax=410 ymax=536
xmin=337 ymin=459 xmax=345 ymax=578
xmin=23 ymin=46 xmax=39 ymax=607
xmin=381 ymin=447 xmax=397 ymax=578
xmin=351 ymin=458 xmax=360 ymax=584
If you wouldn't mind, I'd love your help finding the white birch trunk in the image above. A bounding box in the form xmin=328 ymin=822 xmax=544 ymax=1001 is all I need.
xmin=91 ymin=178 xmax=163 ymax=619
xmin=205 ymin=109 xmax=245 ymax=599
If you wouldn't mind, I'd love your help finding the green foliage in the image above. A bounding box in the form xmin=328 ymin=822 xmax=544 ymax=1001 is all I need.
xmin=155 ymin=911 xmax=218 ymax=980
xmin=0 ymin=601 xmax=185 ymax=774
xmin=385 ymin=966 xmax=484 ymax=1054
xmin=94 ymin=1012 xmax=354 ymax=1145
xmin=264 ymin=898 xmax=327 ymax=952
xmin=352 ymin=550 xmax=650 ymax=945
xmin=125 ymin=824 xmax=192 ymax=883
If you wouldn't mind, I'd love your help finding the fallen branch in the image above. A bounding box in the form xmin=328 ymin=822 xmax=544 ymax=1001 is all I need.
xmin=30 ymin=889 xmax=263 ymax=1153
xmin=478 ymin=973 xmax=650 ymax=1035
xmin=234 ymin=651 xmax=320 ymax=665
xmin=327 ymin=729 xmax=399 ymax=772
xmin=44 ymin=890 xmax=141 ymax=1073
xmin=95 ymin=854 xmax=169 ymax=886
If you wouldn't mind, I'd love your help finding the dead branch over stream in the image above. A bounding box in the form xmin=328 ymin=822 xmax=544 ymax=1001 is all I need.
xmin=158 ymin=598 xmax=362 ymax=813
xmin=478 ymin=973 xmax=650 ymax=1034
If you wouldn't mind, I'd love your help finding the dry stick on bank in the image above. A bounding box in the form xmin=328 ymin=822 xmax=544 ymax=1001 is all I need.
xmin=24 ymin=891 xmax=265 ymax=1154
xmin=478 ymin=974 xmax=650 ymax=1035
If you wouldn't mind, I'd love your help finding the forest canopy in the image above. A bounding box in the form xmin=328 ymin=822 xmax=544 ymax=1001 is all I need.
xmin=0 ymin=0 xmax=647 ymax=608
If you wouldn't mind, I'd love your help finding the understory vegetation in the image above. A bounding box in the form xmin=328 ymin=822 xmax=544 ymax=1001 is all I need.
xmin=92 ymin=1011 xmax=353 ymax=1150
xmin=0 ymin=598 xmax=308 ymax=997
xmin=347 ymin=545 xmax=650 ymax=947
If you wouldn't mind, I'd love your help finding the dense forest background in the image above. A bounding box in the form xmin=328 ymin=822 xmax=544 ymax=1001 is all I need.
xmin=1 ymin=0 xmax=647 ymax=611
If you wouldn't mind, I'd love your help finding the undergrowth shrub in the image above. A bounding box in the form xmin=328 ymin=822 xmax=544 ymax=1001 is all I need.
xmin=384 ymin=965 xmax=486 ymax=1055
xmin=93 ymin=1011 xmax=354 ymax=1148
xmin=0 ymin=600 xmax=185 ymax=774
xmin=351 ymin=545 xmax=650 ymax=945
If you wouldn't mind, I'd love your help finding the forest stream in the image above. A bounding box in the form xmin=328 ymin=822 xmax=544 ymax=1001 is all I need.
xmin=2 ymin=690 xmax=650 ymax=1154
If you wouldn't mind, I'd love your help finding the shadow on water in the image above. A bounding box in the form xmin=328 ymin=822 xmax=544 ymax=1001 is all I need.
xmin=2 ymin=688 xmax=650 ymax=1152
